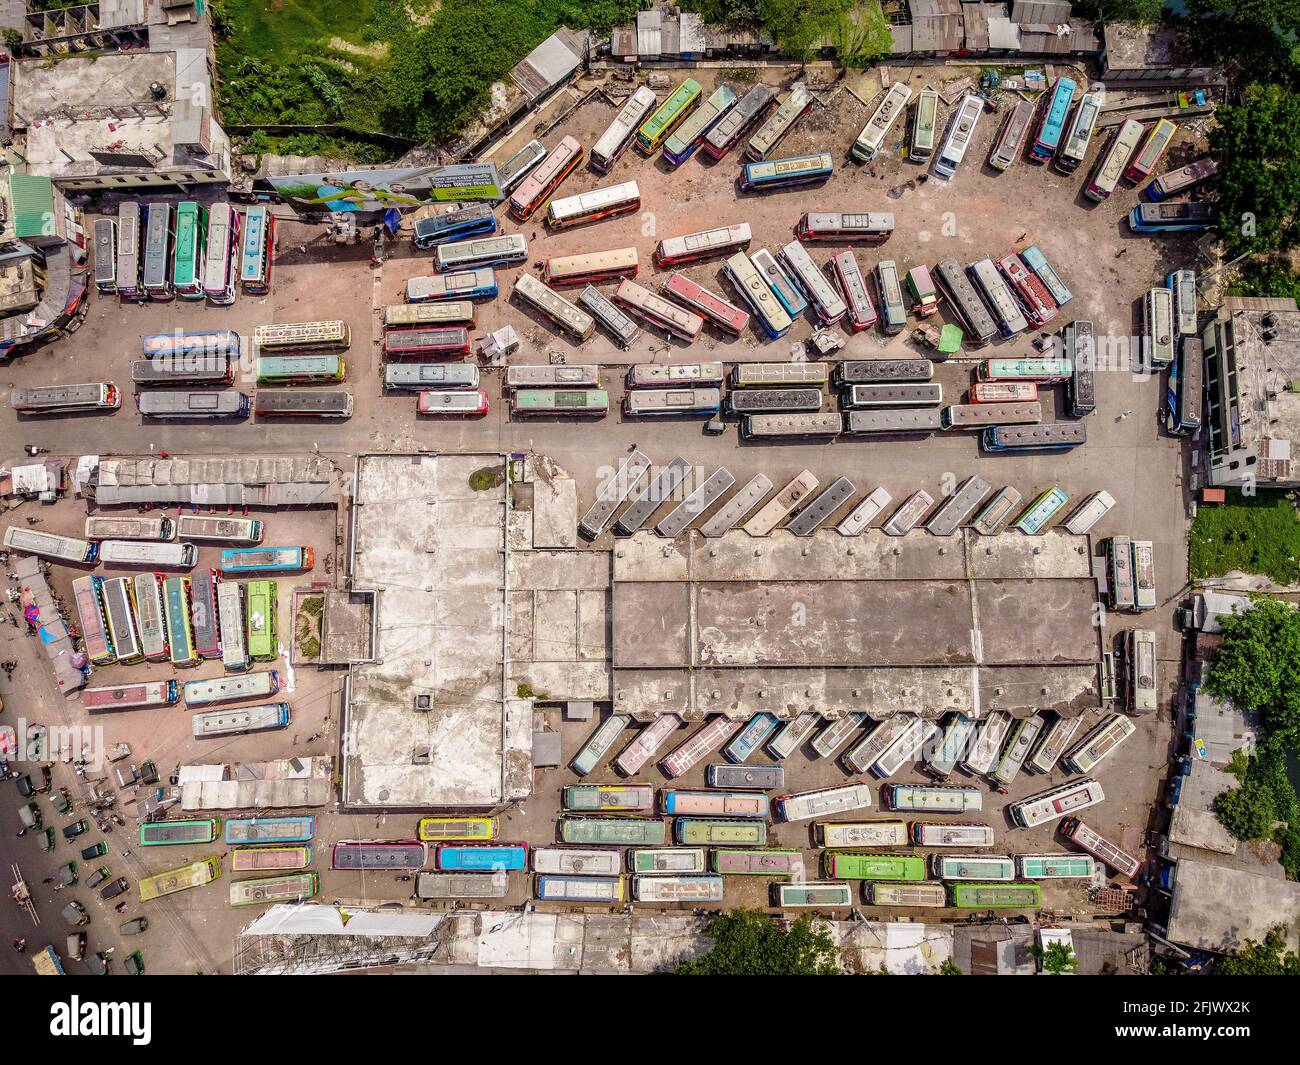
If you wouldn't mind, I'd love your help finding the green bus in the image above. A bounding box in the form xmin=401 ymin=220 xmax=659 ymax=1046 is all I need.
xmin=559 ymin=817 xmax=667 ymax=846
xmin=823 ymin=852 xmax=927 ymax=880
xmin=511 ymin=388 xmax=609 ymax=416
xmin=948 ymin=881 xmax=1042 ymax=908
xmin=636 ymin=79 xmax=703 ymax=154
xmin=245 ymin=580 xmax=278 ymax=661
xmin=140 ymin=818 xmax=219 ymax=846
xmin=163 ymin=576 xmax=196 ymax=667
xmin=255 ymin=355 xmax=345 ymax=384
xmin=172 ymin=201 xmax=209 ymax=300
xmin=674 ymin=819 xmax=767 ymax=846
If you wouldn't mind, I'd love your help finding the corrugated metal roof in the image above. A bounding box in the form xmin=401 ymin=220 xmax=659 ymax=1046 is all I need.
xmin=1010 ymin=0 xmax=1071 ymax=22
xmin=7 ymin=173 xmax=55 ymax=239
xmin=988 ymin=14 xmax=1023 ymax=50
xmin=964 ymin=4 xmax=991 ymax=50
xmin=889 ymin=24 xmax=915 ymax=52
xmin=681 ymin=12 xmax=706 ymax=53
xmin=912 ymin=14 xmax=964 ymax=51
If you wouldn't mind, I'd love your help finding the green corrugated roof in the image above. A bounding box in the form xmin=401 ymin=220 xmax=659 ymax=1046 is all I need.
xmin=8 ymin=173 xmax=55 ymax=239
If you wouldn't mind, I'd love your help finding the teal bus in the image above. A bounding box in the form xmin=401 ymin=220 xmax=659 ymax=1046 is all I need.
xmin=163 ymin=576 xmax=196 ymax=667
xmin=823 ymin=853 xmax=927 ymax=880
xmin=1015 ymin=487 xmax=1069 ymax=534
xmin=977 ymin=358 xmax=1072 ymax=382
xmin=225 ymin=816 xmax=316 ymax=845
xmin=140 ymin=818 xmax=219 ymax=846
xmin=255 ymin=355 xmax=345 ymax=384
xmin=932 ymin=855 xmax=1016 ymax=880
xmin=171 ymin=202 xmax=208 ymax=300
xmin=948 ymin=881 xmax=1042 ymax=909
xmin=1015 ymin=854 xmax=1096 ymax=879
xmin=559 ymin=817 xmax=667 ymax=846
xmin=220 ymin=547 xmax=314 ymax=575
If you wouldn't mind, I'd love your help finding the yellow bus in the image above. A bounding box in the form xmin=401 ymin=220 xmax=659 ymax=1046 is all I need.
xmin=138 ymin=857 xmax=221 ymax=901
xmin=417 ymin=816 xmax=499 ymax=842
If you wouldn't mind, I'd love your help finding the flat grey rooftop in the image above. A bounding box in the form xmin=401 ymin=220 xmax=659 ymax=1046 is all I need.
xmin=1166 ymin=858 xmax=1300 ymax=954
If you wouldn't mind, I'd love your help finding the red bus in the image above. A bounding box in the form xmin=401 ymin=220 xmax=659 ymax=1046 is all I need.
xmin=995 ymin=254 xmax=1057 ymax=326
xmin=508 ymin=137 xmax=583 ymax=221
xmin=661 ymin=273 xmax=749 ymax=336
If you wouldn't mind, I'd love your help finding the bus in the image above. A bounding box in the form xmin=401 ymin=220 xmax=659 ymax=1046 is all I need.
xmin=628 ymin=362 xmax=724 ymax=388
xmin=996 ymin=254 xmax=1057 ymax=326
xmin=925 ymin=476 xmax=991 ymax=536
xmin=959 ymin=711 xmax=1012 ymax=776
xmin=1063 ymin=489 xmax=1116 ymax=535
xmin=852 ymin=82 xmax=913 ymax=162
xmin=497 ymin=138 xmax=547 ymax=195
xmin=629 ymin=849 xmax=707 ymax=875
xmin=661 ymin=717 xmax=743 ymax=778
xmin=880 ymin=490 xmax=935 ymax=535
xmin=613 ymin=714 xmax=683 ymax=777
xmin=1107 ymin=536 xmax=1136 ymax=611
xmin=572 ymin=714 xmax=631 ymax=776
xmin=1015 ymin=486 xmax=1069 ymax=534
xmin=983 ymin=422 xmax=1083 ymax=453
xmin=560 ymin=819 xmax=667 ymax=847
xmin=1168 ymin=269 xmax=1198 ymax=336
xmin=72 ymin=576 xmax=114 ymax=665
xmin=664 ymin=85 xmax=736 ymax=166
xmin=100 ymin=577 xmax=142 ymax=663
xmin=332 ymin=841 xmax=427 ymax=870
xmin=1057 ymin=83 xmax=1105 ymax=174
xmin=836 ymin=361 xmax=934 ymax=387
xmin=750 ymin=248 xmax=807 ymax=320
xmin=1129 ymin=202 xmax=1216 ymax=234
xmin=840 ymin=717 xmax=915 ymax=777
xmin=911 ymin=822 xmax=994 ymax=848
xmin=511 ymin=388 xmax=609 ymax=417
xmin=1020 ymin=247 xmax=1072 ymax=311
xmin=141 ymin=328 xmax=241 ymax=362
xmin=230 ymin=846 xmax=313 ymax=873
xmin=382 ymin=327 xmax=471 ymax=360
xmin=933 ymin=854 xmax=1016 ymax=880
xmin=883 ymin=784 xmax=983 ymax=814
xmin=1016 ymin=854 xmax=1096 ymax=879
xmin=933 ymin=94 xmax=983 ymax=178
xmin=614 ymin=279 xmax=704 ymax=342
xmin=746 ymin=82 xmax=811 ymax=161
xmin=412 ymin=204 xmax=496 ymax=248
xmin=1143 ymin=286 xmax=1175 ymax=368
xmin=115 ymin=202 xmax=143 ymax=302
xmin=777 ymin=883 xmax=854 ymax=908
xmin=941 ymin=402 xmax=1040 ymax=430
xmin=738 ymin=153 xmax=833 ymax=193
xmin=1166 ymin=337 xmax=1203 ymax=435
xmin=12 ymin=383 xmax=121 ymax=415
xmin=416 ymin=872 xmax=509 ymax=900
xmin=969 ymin=259 xmax=1028 ymax=337
xmin=94 ymin=216 xmax=118 ymax=293
xmin=202 ymin=203 xmax=240 ymax=304
xmin=624 ymin=388 xmax=721 ymax=418
xmin=435 ymin=233 xmax=528 ymax=273
xmin=704 ymin=83 xmax=775 ymax=159
xmin=910 ymin=88 xmax=939 ymax=162
xmin=742 ymin=412 xmax=842 ymax=441
xmin=244 ymin=580 xmax=278 ymax=662
xmin=1063 ymin=713 xmax=1137 ymax=773
xmin=675 ymin=819 xmax=767 ymax=847
xmin=728 ymin=388 xmax=822 ymax=414
xmin=922 ymin=714 xmax=976 ymax=778
xmin=171 ymin=201 xmax=208 ymax=299
xmin=163 ymin=577 xmax=196 ymax=667
xmin=934 ymin=258 xmax=996 ymax=345
xmin=591 ymin=88 xmax=658 ymax=172
xmin=698 ymin=473 xmax=775 ymax=538
xmin=506 ymin=365 xmax=599 ymax=391
xmin=184 ymin=670 xmax=279 ymax=707
xmin=708 ymin=764 xmax=784 ymax=790
xmin=869 ymin=717 xmax=940 ymax=779
xmin=1085 ymin=119 xmax=1144 ymax=201
xmin=989 ymin=98 xmax=1034 ymax=170
xmin=817 ymin=821 xmax=907 ymax=848
xmin=509 ymin=136 xmax=583 ymax=220
xmin=948 ymin=882 xmax=1041 ymax=908
xmin=256 ymin=391 xmax=355 ymax=419
xmin=577 ymin=287 xmax=640 ymax=348
xmin=1065 ymin=318 xmax=1095 ymax=416
xmin=541 ymin=248 xmax=639 ymax=288
xmin=978 ymin=358 xmax=1073 ymax=383
xmin=563 ymin=784 xmax=655 ymax=813
xmin=775 ymin=783 xmax=874 ymax=822
xmin=870 ymin=882 xmax=948 ymax=907
xmin=636 ymin=79 xmax=703 ymax=155
xmin=875 ymin=260 xmax=907 ymax=334
xmin=137 ymin=857 xmax=220 ymax=902
xmin=176 ymin=517 xmax=263 ymax=545
xmin=1126 ymin=118 xmax=1177 ymax=183
xmin=989 ymin=715 xmax=1045 ymax=786
xmin=836 ymin=487 xmax=893 ymax=536
xmin=1025 ymin=714 xmax=1084 ymax=777
xmin=220 ymin=547 xmax=313 ymax=575
xmin=662 ymin=791 xmax=769 ymax=818
xmin=807 ymin=714 xmax=868 ymax=760
xmin=831 ymin=251 xmax=877 ymax=332
xmin=387 ymin=363 xmax=481 ymax=392
xmin=417 ymin=817 xmax=498 ymax=843
xmin=407 ymin=269 xmax=497 ymax=303
xmin=132 ymin=356 xmax=232 ymax=388
xmin=226 ymin=821 xmax=317 ymax=847
xmin=1061 ymin=817 xmax=1141 ymax=878
xmin=725 ymin=251 xmax=793 ymax=338
xmin=85 ymin=516 xmax=174 ymax=541
xmin=1008 ymin=778 xmax=1105 ymax=828
xmin=662 ymin=273 xmax=749 ymax=336
xmin=535 ymin=874 xmax=624 ymax=902
xmin=82 ymin=679 xmax=178 ymax=713
xmin=513 ymin=274 xmax=595 ymax=340
xmin=1148 ymin=156 xmax=1218 ymax=200
xmin=547 ymin=182 xmax=640 ymax=229
xmin=1030 ymin=77 xmax=1076 ymax=162
xmin=255 ymin=355 xmax=345 ymax=384
xmin=192 ymin=701 xmax=290 ymax=738
xmin=846 ymin=383 xmax=943 ymax=408
xmin=134 ymin=572 xmax=168 ymax=662
xmin=825 ymin=853 xmax=926 ymax=881
xmin=216 ymin=581 xmax=247 ymax=671
xmin=225 ymin=817 xmax=316 ymax=845
xmin=385 ymin=302 xmax=475 ymax=330
xmin=97 ymin=539 xmax=197 ymax=569
xmin=240 ymin=204 xmax=275 ymax=295
xmin=712 ymin=850 xmax=804 ymax=876
xmin=229 ymin=872 xmax=319 ymax=906
xmin=654 ymin=222 xmax=752 ymax=267
xmin=254 ymin=320 xmax=351 ymax=352
xmin=140 ymin=819 xmax=218 ymax=846
xmin=634 ymin=875 xmax=724 ymax=902
xmin=971 ymin=487 xmax=1023 ymax=536
xmin=778 ymin=241 xmax=847 ymax=324
xmin=142 ymin=202 xmax=173 ymax=299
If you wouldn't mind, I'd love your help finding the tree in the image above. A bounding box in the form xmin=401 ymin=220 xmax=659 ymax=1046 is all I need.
xmin=834 ymin=2 xmax=893 ymax=68
xmin=1068 ymin=0 xmax=1163 ymax=25
xmin=675 ymin=909 xmax=840 ymax=975
xmin=1213 ymin=778 xmax=1278 ymax=841
xmin=1216 ymin=926 xmax=1300 ymax=975
xmin=1205 ymin=597 xmax=1300 ymax=740
xmin=758 ymin=0 xmax=851 ymax=63
xmin=1029 ymin=940 xmax=1080 ymax=975
xmin=937 ymin=958 xmax=963 ymax=975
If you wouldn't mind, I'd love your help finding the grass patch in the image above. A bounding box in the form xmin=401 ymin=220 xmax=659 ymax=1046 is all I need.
xmin=1189 ymin=488 xmax=1300 ymax=584
xmin=469 ymin=466 xmax=505 ymax=492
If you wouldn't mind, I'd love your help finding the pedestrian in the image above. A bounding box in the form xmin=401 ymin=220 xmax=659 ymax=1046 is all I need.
xmin=52 ymin=883 xmax=63 ymax=892
xmin=14 ymin=828 xmax=24 ymax=838
xmin=121 ymin=849 xmax=131 ymax=857
xmin=41 ymin=877 xmax=52 ymax=885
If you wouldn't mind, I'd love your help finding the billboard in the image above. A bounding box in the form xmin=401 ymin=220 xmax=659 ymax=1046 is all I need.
xmin=267 ymin=164 xmax=502 ymax=214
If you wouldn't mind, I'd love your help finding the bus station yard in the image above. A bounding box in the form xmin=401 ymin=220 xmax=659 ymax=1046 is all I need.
xmin=0 ymin=62 xmax=1211 ymax=972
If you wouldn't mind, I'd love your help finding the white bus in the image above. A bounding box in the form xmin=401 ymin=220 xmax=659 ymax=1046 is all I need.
xmin=591 ymin=87 xmax=658 ymax=172
xmin=1008 ymin=778 xmax=1105 ymax=827
xmin=12 ymin=383 xmax=122 ymax=414
xmin=766 ymin=712 xmax=821 ymax=760
xmin=746 ymin=82 xmax=811 ymax=161
xmin=216 ymin=580 xmax=249 ymax=672
xmin=3 ymin=526 xmax=98 ymax=563
xmin=883 ymin=784 xmax=983 ymax=814
xmin=653 ymin=222 xmax=752 ymax=267
xmin=958 ymin=710 xmax=1012 ymax=776
xmin=115 ymin=202 xmax=143 ymax=301
xmin=434 ymin=233 xmax=528 ymax=272
xmin=837 ymin=486 xmax=893 ymax=536
xmin=191 ymin=701 xmax=290 ymax=738
xmin=546 ymin=181 xmax=640 ymax=228
xmin=174 ymin=516 xmax=264 ymax=545
xmin=872 ymin=718 xmax=939 ymax=779
xmin=933 ymin=94 xmax=983 ymax=178
xmin=512 ymin=273 xmax=595 ymax=340
xmin=532 ymin=848 xmax=623 ymax=877
xmin=98 ymin=540 xmax=197 ymax=569
xmin=925 ymin=475 xmax=992 ymax=536
xmin=614 ymin=279 xmax=704 ymax=342
xmin=633 ymin=875 xmax=724 ymax=903
xmin=817 ymin=821 xmax=908 ymax=848
xmin=989 ymin=714 xmax=1045 ymax=787
xmin=202 ymin=202 xmax=240 ymax=305
xmin=101 ymin=576 xmax=143 ymax=663
xmin=629 ymin=848 xmax=707 ymax=875
xmin=851 ymin=82 xmax=913 ymax=162
xmin=808 ymin=713 xmax=866 ymax=759
xmin=844 ymin=715 xmax=919 ymax=776
xmin=923 ymin=713 xmax=977 ymax=778
xmin=775 ymin=783 xmax=873 ymax=822
xmin=778 ymin=240 xmax=847 ymax=324
xmin=1063 ymin=713 xmax=1137 ymax=774
xmin=969 ymin=258 xmax=1028 ymax=338
xmin=134 ymin=572 xmax=168 ymax=661
xmin=183 ymin=670 xmax=279 ymax=707
xmin=85 ymin=516 xmax=175 ymax=541
xmin=505 ymin=365 xmax=600 ymax=390
xmin=724 ymin=251 xmax=792 ymax=339
xmin=1026 ymin=714 xmax=1083 ymax=775
xmin=1126 ymin=629 xmax=1157 ymax=713
xmin=910 ymin=823 xmax=994 ymax=848
xmin=577 ymin=286 xmax=640 ymax=348
xmin=1063 ymin=490 xmax=1116 ymax=535
xmin=1144 ymin=286 xmax=1175 ymax=368
xmin=94 ymin=217 xmax=118 ymax=292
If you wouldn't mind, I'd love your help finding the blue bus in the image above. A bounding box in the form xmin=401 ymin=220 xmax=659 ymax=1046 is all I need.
xmin=1020 ymin=245 xmax=1072 ymax=307
xmin=224 ymin=815 xmax=317 ymax=845
xmin=750 ymin=249 xmax=807 ymax=319
xmin=437 ymin=844 xmax=529 ymax=871
xmin=738 ymin=153 xmax=833 ymax=193
xmin=983 ymin=423 xmax=1086 ymax=453
xmin=406 ymin=269 xmax=498 ymax=303
xmin=1128 ymin=202 xmax=1215 ymax=234
xmin=723 ymin=712 xmax=781 ymax=763
xmin=413 ymin=204 xmax=497 ymax=249
xmin=219 ymin=546 xmax=315 ymax=575
xmin=1030 ymin=77 xmax=1076 ymax=162
xmin=1166 ymin=337 xmax=1203 ymax=436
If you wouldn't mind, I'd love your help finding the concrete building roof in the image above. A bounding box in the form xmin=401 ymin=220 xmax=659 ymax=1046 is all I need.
xmin=1166 ymin=858 xmax=1300 ymax=954
xmin=89 ymin=455 xmax=338 ymax=507
xmin=1192 ymin=662 xmax=1261 ymax=767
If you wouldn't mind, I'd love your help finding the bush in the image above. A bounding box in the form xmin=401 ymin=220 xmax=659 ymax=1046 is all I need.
xmin=675 ymin=909 xmax=840 ymax=975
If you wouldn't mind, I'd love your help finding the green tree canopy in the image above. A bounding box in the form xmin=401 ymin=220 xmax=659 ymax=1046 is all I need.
xmin=1029 ymin=940 xmax=1080 ymax=975
xmin=1205 ymin=597 xmax=1300 ymax=739
xmin=1213 ymin=778 xmax=1278 ymax=840
xmin=1215 ymin=926 xmax=1300 ymax=975
xmin=675 ymin=909 xmax=840 ymax=975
